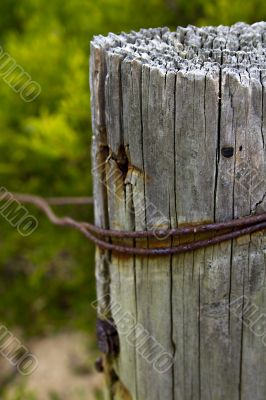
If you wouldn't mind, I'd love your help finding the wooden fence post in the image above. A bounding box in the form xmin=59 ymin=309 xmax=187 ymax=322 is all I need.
xmin=90 ymin=22 xmax=266 ymax=400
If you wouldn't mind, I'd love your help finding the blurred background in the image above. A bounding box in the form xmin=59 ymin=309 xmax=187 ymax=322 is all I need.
xmin=0 ymin=0 xmax=265 ymax=398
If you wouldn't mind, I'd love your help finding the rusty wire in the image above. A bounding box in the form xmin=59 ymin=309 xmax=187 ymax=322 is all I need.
xmin=13 ymin=193 xmax=266 ymax=257
xmin=46 ymin=196 xmax=94 ymax=205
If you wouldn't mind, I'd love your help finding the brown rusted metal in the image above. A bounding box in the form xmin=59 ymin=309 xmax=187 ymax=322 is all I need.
xmin=96 ymin=318 xmax=120 ymax=356
xmin=14 ymin=193 xmax=266 ymax=257
xmin=82 ymin=213 xmax=266 ymax=239
xmin=82 ymin=221 xmax=266 ymax=256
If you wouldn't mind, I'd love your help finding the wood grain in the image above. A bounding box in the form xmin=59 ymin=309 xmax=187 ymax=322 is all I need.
xmin=90 ymin=22 xmax=266 ymax=400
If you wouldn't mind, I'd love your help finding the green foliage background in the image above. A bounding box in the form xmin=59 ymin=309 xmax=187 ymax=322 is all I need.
xmin=0 ymin=0 xmax=265 ymax=338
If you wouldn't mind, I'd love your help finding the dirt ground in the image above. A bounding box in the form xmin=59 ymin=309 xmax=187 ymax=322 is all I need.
xmin=1 ymin=332 xmax=104 ymax=400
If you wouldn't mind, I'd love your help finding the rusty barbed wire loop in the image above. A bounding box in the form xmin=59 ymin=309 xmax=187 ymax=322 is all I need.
xmin=13 ymin=193 xmax=266 ymax=257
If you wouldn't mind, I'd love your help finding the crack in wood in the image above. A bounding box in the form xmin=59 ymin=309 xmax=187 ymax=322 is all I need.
xmin=90 ymin=22 xmax=266 ymax=400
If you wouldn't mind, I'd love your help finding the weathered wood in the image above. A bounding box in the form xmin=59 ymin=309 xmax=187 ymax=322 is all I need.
xmin=90 ymin=22 xmax=266 ymax=400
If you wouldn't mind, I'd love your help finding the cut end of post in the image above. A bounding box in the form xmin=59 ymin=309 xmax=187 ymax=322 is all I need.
xmin=91 ymin=22 xmax=266 ymax=74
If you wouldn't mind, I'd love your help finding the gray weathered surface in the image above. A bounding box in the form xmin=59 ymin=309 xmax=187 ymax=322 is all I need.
xmin=90 ymin=22 xmax=266 ymax=400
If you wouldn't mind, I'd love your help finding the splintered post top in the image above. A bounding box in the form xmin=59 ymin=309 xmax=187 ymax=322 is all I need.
xmin=91 ymin=22 xmax=266 ymax=72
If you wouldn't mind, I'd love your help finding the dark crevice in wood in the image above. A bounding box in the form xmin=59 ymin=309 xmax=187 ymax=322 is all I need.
xmin=132 ymin=63 xmax=143 ymax=400
xmin=259 ymin=71 xmax=265 ymax=149
xmin=214 ymin=61 xmax=222 ymax=222
xmin=252 ymin=191 xmax=266 ymax=214
xmin=228 ymin=70 xmax=238 ymax=339
xmin=239 ymin=243 xmax=250 ymax=400
xmin=140 ymin=66 xmax=147 ymax=229
xmin=170 ymin=71 xmax=177 ymax=400
xmin=121 ymin=59 xmax=138 ymax=400
xmin=111 ymin=145 xmax=129 ymax=180
xmin=198 ymin=253 xmax=201 ymax=400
